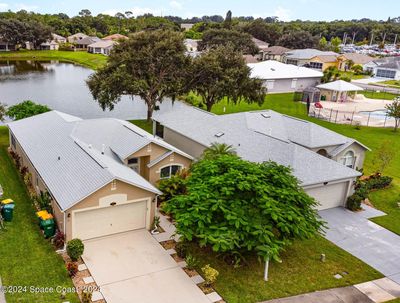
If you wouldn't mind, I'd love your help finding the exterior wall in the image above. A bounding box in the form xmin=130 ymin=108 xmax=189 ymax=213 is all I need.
xmin=163 ymin=127 xmax=207 ymax=159
xmin=263 ymin=77 xmax=321 ymax=93
xmin=308 ymin=57 xmax=338 ymax=71
xmin=149 ymin=153 xmax=192 ymax=184
xmin=65 ymin=180 xmax=156 ymax=241
xmin=332 ymin=143 xmax=366 ymax=171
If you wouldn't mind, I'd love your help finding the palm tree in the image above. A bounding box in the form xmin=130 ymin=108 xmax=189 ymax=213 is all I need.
xmin=202 ymin=142 xmax=236 ymax=159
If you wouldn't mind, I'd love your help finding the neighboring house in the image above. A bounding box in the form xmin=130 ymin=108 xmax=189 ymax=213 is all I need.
xmin=336 ymin=53 xmax=374 ymax=71
xmin=75 ymin=36 xmax=101 ymax=50
xmin=0 ymin=40 xmax=16 ymax=51
xmin=282 ymin=49 xmax=338 ymax=67
xmin=363 ymin=56 xmax=400 ymax=80
xmin=67 ymin=33 xmax=88 ymax=43
xmin=262 ymin=46 xmax=291 ymax=61
xmin=52 ymin=33 xmax=67 ymax=44
xmin=316 ymin=80 xmax=364 ymax=102
xmin=103 ymin=34 xmax=128 ymax=41
xmin=8 ymin=111 xmax=192 ymax=241
xmin=307 ymin=54 xmax=339 ymax=71
xmin=252 ymin=37 xmax=270 ymax=61
xmin=247 ymin=60 xmax=323 ymax=93
xmin=40 ymin=40 xmax=59 ymax=51
xmin=153 ymin=102 xmax=369 ymax=210
xmin=88 ymin=40 xmax=116 ymax=56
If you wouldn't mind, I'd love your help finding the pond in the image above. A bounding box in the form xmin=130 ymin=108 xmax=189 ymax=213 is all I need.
xmin=0 ymin=60 xmax=169 ymax=122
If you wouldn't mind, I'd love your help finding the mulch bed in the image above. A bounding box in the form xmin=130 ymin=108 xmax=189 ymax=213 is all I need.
xmin=160 ymin=239 xmax=176 ymax=250
xmin=183 ymin=267 xmax=198 ymax=277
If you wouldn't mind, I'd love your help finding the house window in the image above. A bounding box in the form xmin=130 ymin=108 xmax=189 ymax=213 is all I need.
xmin=291 ymin=79 xmax=298 ymax=89
xmin=111 ymin=180 xmax=117 ymax=190
xmin=266 ymin=80 xmax=275 ymax=90
xmin=376 ymin=69 xmax=396 ymax=79
xmin=128 ymin=157 xmax=139 ymax=172
xmin=10 ymin=134 xmax=16 ymax=149
xmin=155 ymin=121 xmax=164 ymax=138
xmin=286 ymin=59 xmax=298 ymax=65
xmin=309 ymin=62 xmax=323 ymax=70
xmin=341 ymin=151 xmax=355 ymax=168
xmin=160 ymin=165 xmax=182 ymax=179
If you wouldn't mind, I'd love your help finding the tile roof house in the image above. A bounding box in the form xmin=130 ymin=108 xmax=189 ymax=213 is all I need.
xmin=88 ymin=40 xmax=117 ymax=56
xmin=8 ymin=111 xmax=192 ymax=241
xmin=283 ymin=49 xmax=338 ymax=67
xmin=153 ymin=102 xmax=369 ymax=210
xmin=102 ymin=33 xmax=128 ymax=41
xmin=247 ymin=60 xmax=323 ymax=93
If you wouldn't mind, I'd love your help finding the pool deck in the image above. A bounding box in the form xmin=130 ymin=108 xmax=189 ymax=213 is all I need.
xmin=310 ymin=95 xmax=395 ymax=127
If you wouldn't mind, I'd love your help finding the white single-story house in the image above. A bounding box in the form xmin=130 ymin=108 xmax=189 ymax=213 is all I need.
xmin=52 ymin=33 xmax=67 ymax=44
xmin=40 ymin=40 xmax=59 ymax=50
xmin=75 ymin=36 xmax=101 ymax=49
xmin=0 ymin=40 xmax=16 ymax=51
xmin=8 ymin=111 xmax=193 ymax=241
xmin=248 ymin=60 xmax=323 ymax=93
xmin=153 ymin=102 xmax=369 ymax=211
xmin=364 ymin=56 xmax=400 ymax=80
xmin=88 ymin=40 xmax=116 ymax=56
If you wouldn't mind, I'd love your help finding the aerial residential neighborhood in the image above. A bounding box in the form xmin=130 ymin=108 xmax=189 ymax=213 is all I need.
xmin=0 ymin=1 xmax=400 ymax=303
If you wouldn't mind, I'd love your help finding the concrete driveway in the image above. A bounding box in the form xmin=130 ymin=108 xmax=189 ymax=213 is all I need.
xmin=319 ymin=207 xmax=400 ymax=284
xmin=82 ymin=230 xmax=210 ymax=303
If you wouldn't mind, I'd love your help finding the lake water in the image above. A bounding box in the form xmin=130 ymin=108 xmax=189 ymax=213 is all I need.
xmin=0 ymin=60 xmax=169 ymax=121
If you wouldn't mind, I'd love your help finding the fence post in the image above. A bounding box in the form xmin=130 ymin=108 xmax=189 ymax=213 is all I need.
xmin=384 ymin=114 xmax=387 ymax=127
xmin=329 ymin=108 xmax=333 ymax=122
xmin=350 ymin=111 xmax=354 ymax=125
xmin=335 ymin=110 xmax=338 ymax=123
xmin=367 ymin=112 xmax=371 ymax=127
xmin=318 ymin=108 xmax=321 ymax=118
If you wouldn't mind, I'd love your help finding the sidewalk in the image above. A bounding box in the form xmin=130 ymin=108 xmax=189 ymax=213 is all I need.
xmin=0 ymin=277 xmax=6 ymax=303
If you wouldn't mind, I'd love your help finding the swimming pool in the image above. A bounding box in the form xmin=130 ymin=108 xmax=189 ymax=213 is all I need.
xmin=359 ymin=109 xmax=393 ymax=120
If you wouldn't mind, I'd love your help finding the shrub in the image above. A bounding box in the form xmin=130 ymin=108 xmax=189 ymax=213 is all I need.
xmin=365 ymin=175 xmax=393 ymax=190
xmin=53 ymin=231 xmax=65 ymax=249
xmin=175 ymin=241 xmax=189 ymax=259
xmin=151 ymin=216 xmax=160 ymax=231
xmin=36 ymin=191 xmax=52 ymax=213
xmin=185 ymin=254 xmax=199 ymax=270
xmin=66 ymin=239 xmax=84 ymax=261
xmin=201 ymin=264 xmax=219 ymax=286
xmin=66 ymin=262 xmax=78 ymax=277
xmin=346 ymin=193 xmax=363 ymax=211
xmin=81 ymin=290 xmax=92 ymax=303
xmin=20 ymin=166 xmax=29 ymax=176
xmin=157 ymin=169 xmax=189 ymax=205
xmin=6 ymin=100 xmax=51 ymax=121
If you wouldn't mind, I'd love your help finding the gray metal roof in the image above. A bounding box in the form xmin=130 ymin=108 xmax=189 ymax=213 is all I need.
xmin=8 ymin=111 xmax=166 ymax=211
xmin=153 ymin=102 xmax=365 ymax=186
xmin=285 ymin=49 xmax=338 ymax=60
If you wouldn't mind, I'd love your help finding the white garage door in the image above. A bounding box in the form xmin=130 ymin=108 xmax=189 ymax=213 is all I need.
xmin=73 ymin=200 xmax=148 ymax=240
xmin=305 ymin=182 xmax=348 ymax=210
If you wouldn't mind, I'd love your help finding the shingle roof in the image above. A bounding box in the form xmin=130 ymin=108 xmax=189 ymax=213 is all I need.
xmin=8 ymin=111 xmax=172 ymax=211
xmin=340 ymin=53 xmax=374 ymax=65
xmin=76 ymin=36 xmax=101 ymax=45
xmin=248 ymin=60 xmax=323 ymax=80
xmin=153 ymin=102 xmax=366 ymax=186
xmin=311 ymin=55 xmax=338 ymax=63
xmin=372 ymin=56 xmax=400 ymax=70
xmin=88 ymin=40 xmax=116 ymax=49
xmin=285 ymin=49 xmax=338 ymax=60
xmin=263 ymin=46 xmax=291 ymax=55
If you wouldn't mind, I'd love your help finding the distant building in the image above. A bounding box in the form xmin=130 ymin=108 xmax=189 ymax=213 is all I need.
xmin=67 ymin=33 xmax=89 ymax=43
xmin=0 ymin=40 xmax=16 ymax=51
xmin=180 ymin=23 xmax=194 ymax=31
xmin=103 ymin=34 xmax=128 ymax=41
xmin=307 ymin=54 xmax=339 ymax=71
xmin=247 ymin=60 xmax=323 ymax=93
xmin=52 ymin=33 xmax=67 ymax=44
xmin=88 ymin=40 xmax=117 ymax=56
xmin=40 ymin=40 xmax=59 ymax=51
xmin=75 ymin=36 xmax=101 ymax=50
xmin=337 ymin=53 xmax=374 ymax=71
xmin=363 ymin=56 xmax=400 ymax=80
xmin=282 ymin=49 xmax=338 ymax=67
xmin=262 ymin=46 xmax=291 ymax=61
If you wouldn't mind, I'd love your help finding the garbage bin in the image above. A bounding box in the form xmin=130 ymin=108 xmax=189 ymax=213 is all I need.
xmin=36 ymin=210 xmax=53 ymax=227
xmin=41 ymin=219 xmax=55 ymax=238
xmin=1 ymin=199 xmax=14 ymax=205
xmin=2 ymin=203 xmax=15 ymax=222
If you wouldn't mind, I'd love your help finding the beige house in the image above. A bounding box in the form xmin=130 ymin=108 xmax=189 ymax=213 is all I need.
xmin=8 ymin=111 xmax=192 ymax=241
xmin=317 ymin=80 xmax=364 ymax=102
xmin=153 ymin=102 xmax=369 ymax=211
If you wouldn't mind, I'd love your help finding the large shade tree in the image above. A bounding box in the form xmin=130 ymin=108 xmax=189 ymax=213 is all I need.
xmin=189 ymin=45 xmax=266 ymax=112
xmin=277 ymin=30 xmax=318 ymax=49
xmin=87 ymin=30 xmax=190 ymax=121
xmin=164 ymin=154 xmax=324 ymax=261
xmin=198 ymin=28 xmax=259 ymax=55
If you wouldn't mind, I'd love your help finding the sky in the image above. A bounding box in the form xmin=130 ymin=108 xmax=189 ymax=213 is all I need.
xmin=0 ymin=0 xmax=399 ymax=22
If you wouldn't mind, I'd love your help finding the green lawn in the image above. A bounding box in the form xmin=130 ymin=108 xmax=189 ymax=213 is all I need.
xmin=129 ymin=119 xmax=153 ymax=133
xmin=0 ymin=127 xmax=79 ymax=303
xmin=339 ymin=71 xmax=368 ymax=80
xmin=188 ymin=236 xmax=382 ymax=303
xmin=360 ymin=90 xmax=399 ymax=100
xmin=376 ymin=80 xmax=400 ymax=89
xmin=0 ymin=50 xmax=107 ymax=70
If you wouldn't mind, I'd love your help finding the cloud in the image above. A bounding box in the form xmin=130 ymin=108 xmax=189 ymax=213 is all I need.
xmin=169 ymin=0 xmax=183 ymax=10
xmin=274 ymin=6 xmax=291 ymax=21
xmin=0 ymin=2 xmax=8 ymax=11
xmin=14 ymin=3 xmax=39 ymax=11
xmin=102 ymin=6 xmax=160 ymax=17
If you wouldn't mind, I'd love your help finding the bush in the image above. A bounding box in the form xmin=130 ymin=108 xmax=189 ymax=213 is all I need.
xmin=53 ymin=231 xmax=65 ymax=249
xmin=175 ymin=241 xmax=189 ymax=259
xmin=36 ymin=191 xmax=52 ymax=213
xmin=185 ymin=254 xmax=199 ymax=270
xmin=6 ymin=100 xmax=51 ymax=121
xmin=346 ymin=193 xmax=363 ymax=211
xmin=20 ymin=166 xmax=29 ymax=176
xmin=365 ymin=175 xmax=393 ymax=190
xmin=66 ymin=262 xmax=78 ymax=277
xmin=66 ymin=239 xmax=84 ymax=261
xmin=157 ymin=169 xmax=189 ymax=205
xmin=201 ymin=264 xmax=219 ymax=286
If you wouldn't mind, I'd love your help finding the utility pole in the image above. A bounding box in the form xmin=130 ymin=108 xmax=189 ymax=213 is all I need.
xmin=394 ymin=34 xmax=398 ymax=45
xmin=342 ymin=32 xmax=347 ymax=45
xmin=352 ymin=32 xmax=356 ymax=45
xmin=370 ymin=32 xmax=374 ymax=46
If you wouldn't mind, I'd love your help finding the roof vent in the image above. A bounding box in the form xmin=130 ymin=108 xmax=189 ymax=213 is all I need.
xmin=261 ymin=113 xmax=271 ymax=118
xmin=101 ymin=144 xmax=105 ymax=155
xmin=270 ymin=68 xmax=276 ymax=71
xmin=58 ymin=156 xmax=61 ymax=160
xmin=88 ymin=144 xmax=92 ymax=149
xmin=215 ymin=132 xmax=224 ymax=138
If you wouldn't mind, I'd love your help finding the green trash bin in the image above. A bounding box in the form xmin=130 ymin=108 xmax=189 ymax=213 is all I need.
xmin=2 ymin=203 xmax=15 ymax=222
xmin=41 ymin=219 xmax=55 ymax=238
